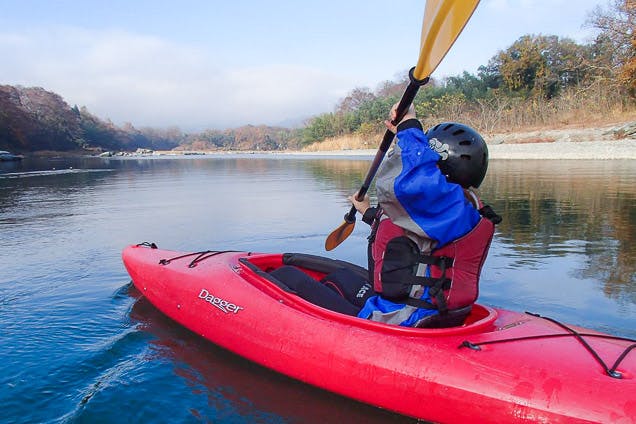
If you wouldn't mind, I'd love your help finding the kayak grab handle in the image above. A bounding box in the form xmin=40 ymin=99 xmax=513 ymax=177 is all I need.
xmin=459 ymin=341 xmax=481 ymax=350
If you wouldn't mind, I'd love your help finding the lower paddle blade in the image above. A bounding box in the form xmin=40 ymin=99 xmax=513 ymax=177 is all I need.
xmin=325 ymin=220 xmax=355 ymax=251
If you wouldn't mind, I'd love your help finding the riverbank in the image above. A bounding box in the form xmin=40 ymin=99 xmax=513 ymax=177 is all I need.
xmin=486 ymin=120 xmax=636 ymax=159
xmin=23 ymin=120 xmax=636 ymax=160
xmin=139 ymin=138 xmax=636 ymax=160
xmin=293 ymin=120 xmax=636 ymax=160
xmin=285 ymin=138 xmax=636 ymax=160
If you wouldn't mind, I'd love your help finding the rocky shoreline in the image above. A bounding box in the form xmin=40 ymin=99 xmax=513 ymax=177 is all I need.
xmin=485 ymin=120 xmax=636 ymax=159
xmin=108 ymin=139 xmax=636 ymax=160
xmin=487 ymin=139 xmax=636 ymax=160
xmin=282 ymin=139 xmax=636 ymax=160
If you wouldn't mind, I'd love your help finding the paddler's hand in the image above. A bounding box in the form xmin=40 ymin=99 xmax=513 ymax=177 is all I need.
xmin=385 ymin=102 xmax=416 ymax=134
xmin=348 ymin=191 xmax=370 ymax=215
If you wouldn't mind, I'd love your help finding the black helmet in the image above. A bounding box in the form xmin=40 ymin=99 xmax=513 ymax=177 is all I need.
xmin=425 ymin=122 xmax=488 ymax=188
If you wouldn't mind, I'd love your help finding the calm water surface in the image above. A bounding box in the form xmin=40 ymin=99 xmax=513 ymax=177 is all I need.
xmin=1 ymin=155 xmax=635 ymax=423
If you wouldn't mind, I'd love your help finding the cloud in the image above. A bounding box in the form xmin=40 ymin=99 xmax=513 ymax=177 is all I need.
xmin=0 ymin=27 xmax=352 ymax=129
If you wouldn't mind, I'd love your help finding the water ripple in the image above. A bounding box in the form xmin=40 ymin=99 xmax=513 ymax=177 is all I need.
xmin=0 ymin=168 xmax=113 ymax=179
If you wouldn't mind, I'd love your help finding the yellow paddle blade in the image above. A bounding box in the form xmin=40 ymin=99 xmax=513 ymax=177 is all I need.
xmin=414 ymin=0 xmax=480 ymax=80
xmin=324 ymin=220 xmax=355 ymax=251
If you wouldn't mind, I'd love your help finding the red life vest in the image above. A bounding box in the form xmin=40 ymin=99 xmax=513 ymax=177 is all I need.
xmin=369 ymin=205 xmax=498 ymax=313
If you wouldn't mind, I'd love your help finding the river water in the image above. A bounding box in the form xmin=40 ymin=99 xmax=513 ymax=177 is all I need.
xmin=1 ymin=155 xmax=635 ymax=423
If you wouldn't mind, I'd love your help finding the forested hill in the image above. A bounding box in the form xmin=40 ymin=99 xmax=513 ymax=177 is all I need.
xmin=0 ymin=85 xmax=303 ymax=154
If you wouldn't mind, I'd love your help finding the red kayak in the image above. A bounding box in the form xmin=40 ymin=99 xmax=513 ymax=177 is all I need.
xmin=123 ymin=243 xmax=636 ymax=423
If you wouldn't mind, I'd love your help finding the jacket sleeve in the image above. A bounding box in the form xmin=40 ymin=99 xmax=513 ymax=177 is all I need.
xmin=361 ymin=207 xmax=378 ymax=226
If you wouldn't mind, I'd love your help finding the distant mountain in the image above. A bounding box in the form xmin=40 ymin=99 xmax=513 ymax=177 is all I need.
xmin=0 ymin=85 xmax=303 ymax=154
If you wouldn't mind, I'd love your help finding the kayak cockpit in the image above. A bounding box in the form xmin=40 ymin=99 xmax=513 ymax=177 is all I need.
xmin=238 ymin=252 xmax=498 ymax=336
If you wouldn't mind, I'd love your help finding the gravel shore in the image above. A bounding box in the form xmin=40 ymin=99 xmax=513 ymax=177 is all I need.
xmin=488 ymin=139 xmax=636 ymax=160
xmin=291 ymin=139 xmax=636 ymax=160
xmin=487 ymin=121 xmax=636 ymax=159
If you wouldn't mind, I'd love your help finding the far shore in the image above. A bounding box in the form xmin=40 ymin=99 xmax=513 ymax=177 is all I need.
xmin=135 ymin=138 xmax=636 ymax=160
xmin=164 ymin=120 xmax=636 ymax=160
xmin=24 ymin=120 xmax=636 ymax=161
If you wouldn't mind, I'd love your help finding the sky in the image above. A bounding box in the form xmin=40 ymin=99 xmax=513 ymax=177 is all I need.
xmin=0 ymin=0 xmax=608 ymax=130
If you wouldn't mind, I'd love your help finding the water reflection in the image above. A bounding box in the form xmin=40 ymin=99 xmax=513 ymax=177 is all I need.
xmin=303 ymin=158 xmax=372 ymax=191
xmin=481 ymin=160 xmax=636 ymax=305
xmin=128 ymin=287 xmax=416 ymax=423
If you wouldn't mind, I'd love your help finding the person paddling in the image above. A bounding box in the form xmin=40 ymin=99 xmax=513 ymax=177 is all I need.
xmin=347 ymin=103 xmax=501 ymax=327
xmin=271 ymin=103 xmax=500 ymax=327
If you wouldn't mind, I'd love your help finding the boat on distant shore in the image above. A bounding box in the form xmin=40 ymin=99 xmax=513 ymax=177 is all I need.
xmin=0 ymin=151 xmax=23 ymax=161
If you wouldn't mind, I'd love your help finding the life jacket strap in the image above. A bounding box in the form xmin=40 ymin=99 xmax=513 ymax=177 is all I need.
xmin=384 ymin=254 xmax=453 ymax=313
xmin=366 ymin=207 xmax=384 ymax=244
xmin=417 ymin=255 xmax=454 ymax=268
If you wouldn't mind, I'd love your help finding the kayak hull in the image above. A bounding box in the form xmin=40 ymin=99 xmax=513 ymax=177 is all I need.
xmin=123 ymin=244 xmax=636 ymax=423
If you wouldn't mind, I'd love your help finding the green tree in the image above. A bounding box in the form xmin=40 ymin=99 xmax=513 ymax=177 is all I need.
xmin=303 ymin=113 xmax=338 ymax=145
xmin=444 ymin=71 xmax=490 ymax=101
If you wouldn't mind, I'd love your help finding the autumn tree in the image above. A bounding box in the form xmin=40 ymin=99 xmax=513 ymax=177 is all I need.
xmin=485 ymin=35 xmax=589 ymax=99
xmin=336 ymin=87 xmax=375 ymax=113
xmin=587 ymin=0 xmax=636 ymax=95
xmin=375 ymin=77 xmax=409 ymax=98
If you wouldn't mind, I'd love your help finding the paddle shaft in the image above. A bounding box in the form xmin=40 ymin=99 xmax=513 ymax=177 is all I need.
xmin=343 ymin=68 xmax=429 ymax=223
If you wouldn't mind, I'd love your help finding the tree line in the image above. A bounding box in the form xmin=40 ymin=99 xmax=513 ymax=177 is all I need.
xmin=0 ymin=85 xmax=304 ymax=153
xmin=302 ymin=0 xmax=635 ymax=145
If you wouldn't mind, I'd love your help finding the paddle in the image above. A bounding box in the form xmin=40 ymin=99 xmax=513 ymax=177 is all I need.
xmin=325 ymin=0 xmax=480 ymax=251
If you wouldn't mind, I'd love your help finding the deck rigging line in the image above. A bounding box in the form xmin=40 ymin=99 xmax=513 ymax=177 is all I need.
xmin=460 ymin=312 xmax=635 ymax=379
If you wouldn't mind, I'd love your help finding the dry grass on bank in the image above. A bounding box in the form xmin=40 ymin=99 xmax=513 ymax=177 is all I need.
xmin=302 ymin=111 xmax=636 ymax=152
xmin=301 ymin=134 xmax=373 ymax=152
